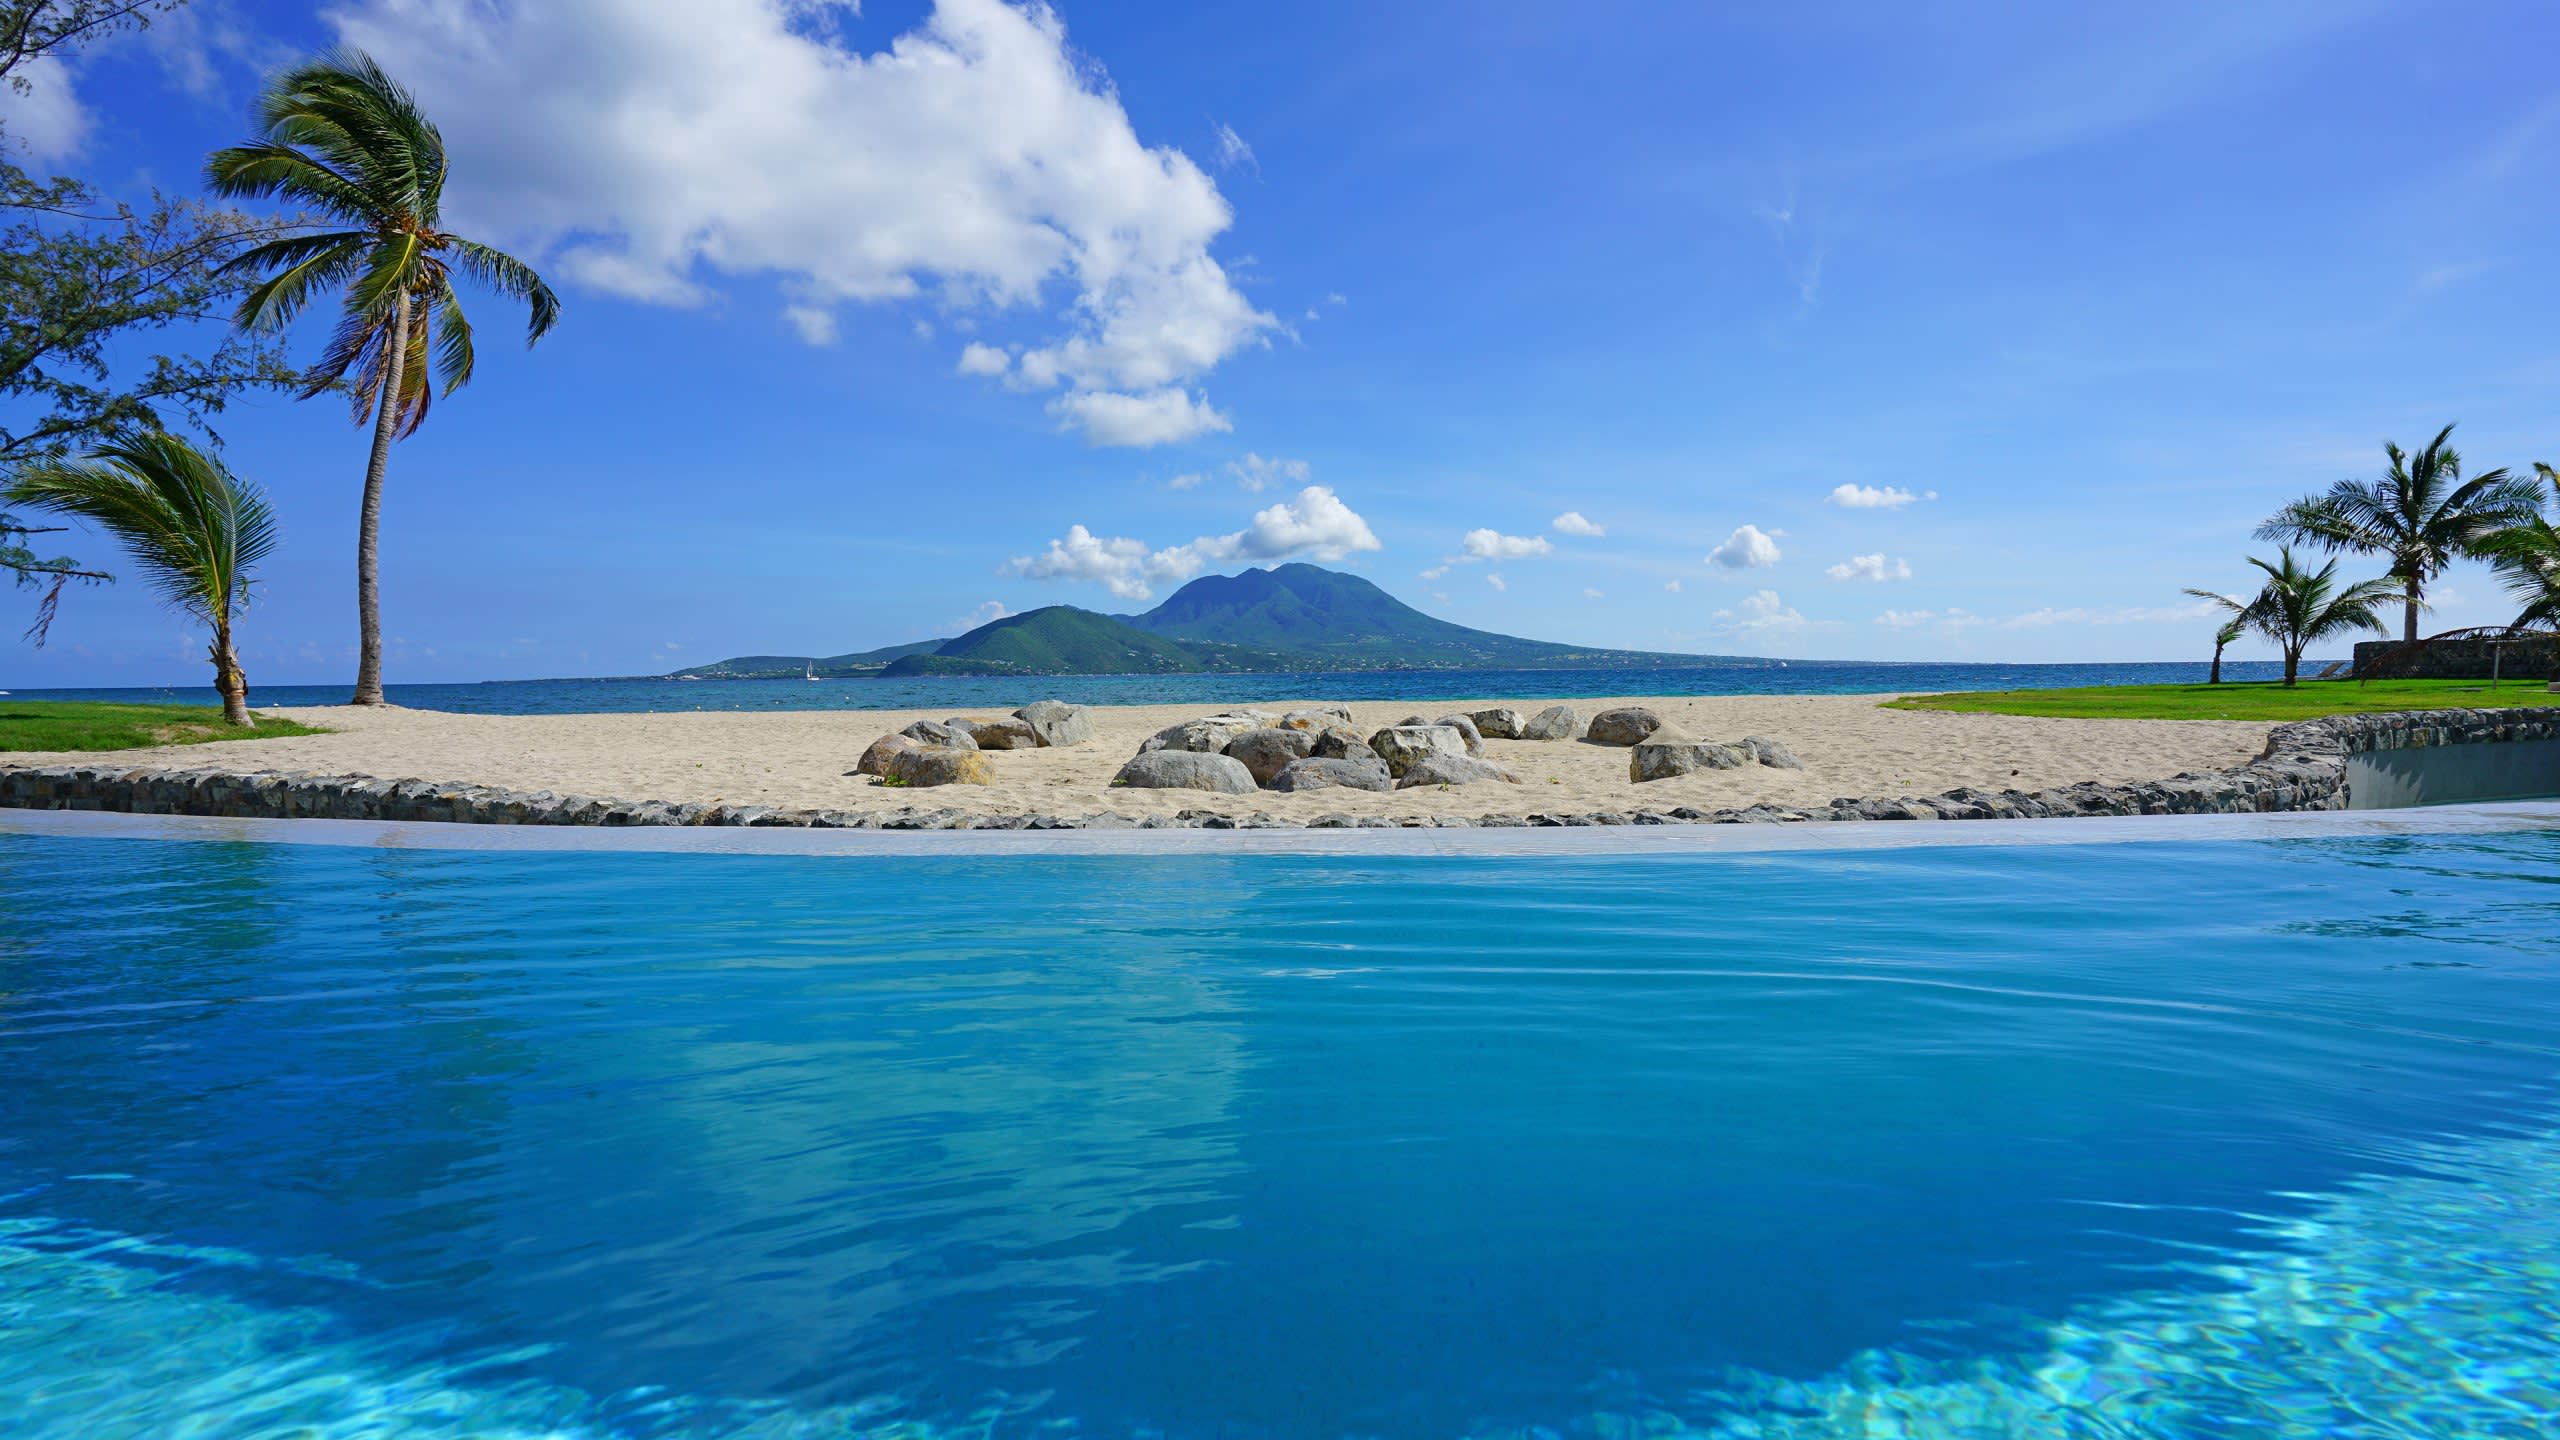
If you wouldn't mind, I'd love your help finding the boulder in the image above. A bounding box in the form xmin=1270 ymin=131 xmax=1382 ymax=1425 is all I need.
xmin=856 ymin=732 xmax=920 ymax=777
xmin=1469 ymin=707 xmax=1527 ymax=739
xmin=1368 ymin=724 xmax=1469 ymax=778
xmin=886 ymin=746 xmax=996 ymax=787
xmin=1432 ymin=714 xmax=1487 ymax=756
xmin=1395 ymin=753 xmax=1521 ymax=789
xmin=1138 ymin=713 xmax=1269 ymax=754
xmin=899 ymin=719 xmax=979 ymax=750
xmin=1630 ymin=734 xmax=1748 ymax=782
xmin=1014 ymin=700 xmax=1094 ymax=748
xmin=955 ymin=715 xmax=1041 ymax=750
xmin=1520 ymin=704 xmax=1580 ymax=741
xmin=1270 ymin=757 xmax=1393 ymax=793
xmin=1275 ymin=708 xmax=1355 ymax=730
xmin=1111 ymin=750 xmax=1259 ymax=794
xmin=1744 ymin=734 xmax=1804 ymax=770
xmin=1224 ymin=727 xmax=1321 ymax=786
xmin=1310 ymin=730 xmax=1381 ymax=763
xmin=1586 ymin=707 xmax=1663 ymax=746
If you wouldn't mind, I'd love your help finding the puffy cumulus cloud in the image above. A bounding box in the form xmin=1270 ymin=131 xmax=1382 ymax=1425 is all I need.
xmin=1228 ymin=452 xmax=1310 ymax=493
xmin=953 ymin=599 xmax=1011 ymax=630
xmin=1552 ymin=511 xmax=1606 ymax=538
xmin=1826 ymin=553 xmax=1913 ymax=583
xmin=956 ymin=342 xmax=1012 ymax=377
xmin=1048 ymin=387 xmax=1232 ymax=447
xmin=329 ymin=0 xmax=1274 ymax=445
xmin=784 ymin=305 xmax=840 ymax=345
xmin=1004 ymin=486 xmax=1379 ymax=600
xmin=1708 ymin=524 xmax=1782 ymax=570
xmin=1711 ymin=589 xmax=1808 ymax=634
xmin=1485 ymin=572 xmax=1507 ymax=592
xmin=1461 ymin=529 xmax=1553 ymax=561
xmin=1826 ymin=483 xmax=1937 ymax=509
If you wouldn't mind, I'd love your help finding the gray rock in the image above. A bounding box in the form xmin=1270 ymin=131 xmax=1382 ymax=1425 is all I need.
xmin=1139 ymin=714 xmax=1268 ymax=754
xmin=899 ymin=719 xmax=979 ymax=750
xmin=1586 ymin=707 xmax=1664 ymax=745
xmin=1014 ymin=699 xmax=1094 ymax=748
xmin=1469 ymin=707 xmax=1527 ymax=739
xmin=1395 ymin=753 xmax=1521 ymax=789
xmin=955 ymin=715 xmax=1041 ymax=750
xmin=1744 ymin=734 xmax=1803 ymax=769
xmin=1224 ymin=727 xmax=1321 ymax=786
xmin=1520 ymin=704 xmax=1580 ymax=741
xmin=1270 ymin=757 xmax=1393 ymax=792
xmin=1630 ymin=734 xmax=1749 ymax=782
xmin=1111 ymin=749 xmax=1259 ymax=794
xmin=885 ymin=746 xmax=997 ymax=787
xmin=1309 ymin=728 xmax=1379 ymax=762
xmin=1368 ymin=724 xmax=1469 ymax=778
xmin=1432 ymin=714 xmax=1487 ymax=756
xmin=855 ymin=732 xmax=920 ymax=777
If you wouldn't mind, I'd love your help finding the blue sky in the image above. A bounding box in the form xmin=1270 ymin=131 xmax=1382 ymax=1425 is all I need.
xmin=6 ymin=0 xmax=2557 ymax=686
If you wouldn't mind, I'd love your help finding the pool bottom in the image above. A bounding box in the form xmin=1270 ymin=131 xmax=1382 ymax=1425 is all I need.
xmin=7 ymin=1113 xmax=2557 ymax=1439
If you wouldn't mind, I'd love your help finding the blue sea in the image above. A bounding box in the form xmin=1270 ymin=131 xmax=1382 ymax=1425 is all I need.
xmin=4 ymin=818 xmax=2559 ymax=1436
xmin=7 ymin=658 xmax=2313 ymax=714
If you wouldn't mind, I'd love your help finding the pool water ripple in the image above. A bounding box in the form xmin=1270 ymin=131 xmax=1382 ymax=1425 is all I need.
xmin=3 ymin=827 xmax=2559 ymax=1436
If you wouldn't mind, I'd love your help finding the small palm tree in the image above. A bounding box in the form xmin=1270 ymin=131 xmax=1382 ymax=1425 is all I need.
xmin=2181 ymin=587 xmax=2254 ymax=684
xmin=2256 ymin=424 xmax=2538 ymax=642
xmin=2476 ymin=462 xmax=2560 ymax=630
xmin=4 ymin=434 xmax=278 ymax=723
xmin=2229 ymin=547 xmax=2400 ymax=686
xmin=206 ymin=50 xmax=559 ymax=706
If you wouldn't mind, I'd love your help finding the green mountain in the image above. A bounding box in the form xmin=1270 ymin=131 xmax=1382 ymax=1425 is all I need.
xmin=1124 ymin=563 xmax=1721 ymax=669
xmin=878 ymin=606 xmax=1300 ymax=676
xmin=675 ymin=637 xmax=943 ymax=680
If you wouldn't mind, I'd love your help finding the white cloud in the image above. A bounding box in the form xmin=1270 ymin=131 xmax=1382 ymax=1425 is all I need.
xmin=1418 ymin=563 xmax=1450 ymax=581
xmin=1826 ymin=483 xmax=1937 ymax=509
xmin=1228 ymin=452 xmax=1310 ymax=493
xmin=1004 ymin=485 xmax=1379 ymax=599
xmin=1486 ymin=572 xmax=1507 ymax=592
xmin=956 ymin=341 xmax=1011 ymax=377
xmin=1826 ymin=553 xmax=1913 ymax=583
xmin=1551 ymin=510 xmax=1606 ymax=538
xmin=1047 ymin=387 xmax=1231 ymax=447
xmin=1211 ymin=121 xmax=1255 ymax=172
xmin=1873 ymin=607 xmax=1984 ymax=630
xmin=784 ymin=305 xmax=839 ymax=345
xmin=953 ymin=599 xmax=1011 ymax=630
xmin=1583 ymin=587 xmax=1604 ymax=599
xmin=1708 ymin=524 xmax=1782 ymax=570
xmin=0 ymin=55 xmax=89 ymax=161
xmin=2004 ymin=600 xmax=2215 ymax=628
xmin=1166 ymin=472 xmax=1203 ymax=490
xmin=327 ymin=0 xmax=1275 ymax=445
xmin=1664 ymin=579 xmax=1682 ymax=593
xmin=1461 ymin=528 xmax=1553 ymax=561
xmin=1711 ymin=589 xmax=1809 ymax=634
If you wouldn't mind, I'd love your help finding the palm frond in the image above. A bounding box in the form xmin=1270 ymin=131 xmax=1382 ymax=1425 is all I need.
xmin=434 ymin=285 xmax=477 ymax=395
xmin=203 ymin=142 xmax=381 ymax=222
xmin=447 ymin=238 xmax=561 ymax=343
xmin=225 ymin=234 xmax=373 ymax=332
xmin=3 ymin=435 xmax=276 ymax=627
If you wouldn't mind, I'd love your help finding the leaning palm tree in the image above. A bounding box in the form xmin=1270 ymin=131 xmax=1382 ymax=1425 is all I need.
xmin=206 ymin=50 xmax=559 ymax=706
xmin=2475 ymin=462 xmax=2560 ymax=630
xmin=2181 ymin=587 xmax=2254 ymax=684
xmin=2231 ymin=547 xmax=2399 ymax=686
xmin=2257 ymin=424 xmax=2537 ymax=642
xmin=4 ymin=434 xmax=278 ymax=723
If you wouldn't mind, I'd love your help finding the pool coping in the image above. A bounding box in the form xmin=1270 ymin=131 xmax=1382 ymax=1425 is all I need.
xmin=7 ymin=797 xmax=2556 ymax=857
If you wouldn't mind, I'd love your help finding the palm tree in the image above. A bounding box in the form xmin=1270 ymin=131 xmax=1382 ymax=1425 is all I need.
xmin=2181 ymin=587 xmax=2254 ymax=684
xmin=4 ymin=434 xmax=278 ymax=723
xmin=205 ymin=50 xmax=559 ymax=706
xmin=2256 ymin=424 xmax=2538 ymax=642
xmin=2476 ymin=462 xmax=2560 ymax=630
xmin=2228 ymin=547 xmax=2399 ymax=686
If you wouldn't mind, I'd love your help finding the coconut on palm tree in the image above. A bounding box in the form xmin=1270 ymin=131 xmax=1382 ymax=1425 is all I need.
xmin=206 ymin=50 xmax=558 ymax=706
xmin=4 ymin=434 xmax=278 ymax=724
xmin=2256 ymin=424 xmax=2538 ymax=642
xmin=2225 ymin=547 xmax=2400 ymax=686
xmin=2475 ymin=462 xmax=2560 ymax=631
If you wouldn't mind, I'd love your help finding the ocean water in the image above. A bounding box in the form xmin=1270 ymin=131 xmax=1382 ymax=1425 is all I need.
xmin=4 ymin=823 xmax=2559 ymax=1436
xmin=2 ymin=658 xmax=2313 ymax=715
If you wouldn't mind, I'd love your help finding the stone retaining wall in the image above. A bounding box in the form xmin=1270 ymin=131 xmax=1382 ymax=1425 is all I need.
xmin=2353 ymin=635 xmax=2557 ymax=681
xmin=3 ymin=708 xmax=2554 ymax=832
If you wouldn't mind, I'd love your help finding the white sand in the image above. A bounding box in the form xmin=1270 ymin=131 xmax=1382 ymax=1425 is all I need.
xmin=4 ymin=695 xmax=2273 ymax=821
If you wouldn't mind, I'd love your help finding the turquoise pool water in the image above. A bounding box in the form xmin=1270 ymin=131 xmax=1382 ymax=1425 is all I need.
xmin=3 ymin=826 xmax=2558 ymax=1437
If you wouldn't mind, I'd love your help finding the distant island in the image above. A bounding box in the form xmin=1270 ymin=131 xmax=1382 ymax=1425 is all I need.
xmin=674 ymin=564 xmax=1761 ymax=678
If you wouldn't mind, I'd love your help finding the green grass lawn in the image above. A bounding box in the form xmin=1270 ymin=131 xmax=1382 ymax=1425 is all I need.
xmin=1887 ymin=677 xmax=2559 ymax=721
xmin=0 ymin=700 xmax=327 ymax=753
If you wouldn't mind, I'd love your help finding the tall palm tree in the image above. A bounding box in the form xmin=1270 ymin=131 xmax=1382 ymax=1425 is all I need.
xmin=2256 ymin=424 xmax=2538 ymax=642
xmin=205 ymin=50 xmax=558 ymax=706
xmin=4 ymin=434 xmax=278 ymax=723
xmin=2476 ymin=462 xmax=2560 ymax=631
xmin=2181 ymin=587 xmax=2254 ymax=684
xmin=2229 ymin=547 xmax=2400 ymax=686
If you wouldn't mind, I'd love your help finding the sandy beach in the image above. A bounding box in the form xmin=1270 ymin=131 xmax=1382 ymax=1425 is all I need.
xmin=4 ymin=694 xmax=2274 ymax=822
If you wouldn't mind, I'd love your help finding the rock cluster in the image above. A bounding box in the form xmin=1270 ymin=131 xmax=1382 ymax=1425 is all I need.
xmin=856 ymin=700 xmax=1095 ymax=787
xmin=1628 ymin=730 xmax=1803 ymax=782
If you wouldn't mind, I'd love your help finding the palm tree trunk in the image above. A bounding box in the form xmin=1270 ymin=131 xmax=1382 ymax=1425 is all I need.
xmin=211 ymin=622 xmax=249 ymax=726
xmin=2283 ymin=646 xmax=2301 ymax=687
xmin=2402 ymin=573 xmax=2421 ymax=643
xmin=2209 ymin=642 xmax=2224 ymax=685
xmin=351 ymin=290 xmax=412 ymax=707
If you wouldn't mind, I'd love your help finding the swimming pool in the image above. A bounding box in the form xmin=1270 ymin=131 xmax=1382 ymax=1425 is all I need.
xmin=4 ymin=818 xmax=2558 ymax=1437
